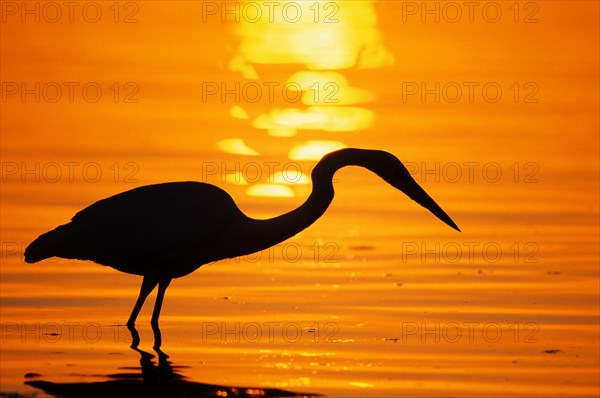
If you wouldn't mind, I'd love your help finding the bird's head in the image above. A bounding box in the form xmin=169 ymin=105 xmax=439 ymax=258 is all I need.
xmin=349 ymin=149 xmax=461 ymax=232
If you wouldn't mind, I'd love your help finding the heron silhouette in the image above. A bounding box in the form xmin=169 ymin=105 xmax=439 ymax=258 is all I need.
xmin=24 ymin=148 xmax=460 ymax=327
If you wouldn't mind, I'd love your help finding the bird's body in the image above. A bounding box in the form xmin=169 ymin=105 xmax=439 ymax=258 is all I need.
xmin=25 ymin=148 xmax=460 ymax=326
xmin=26 ymin=182 xmax=250 ymax=278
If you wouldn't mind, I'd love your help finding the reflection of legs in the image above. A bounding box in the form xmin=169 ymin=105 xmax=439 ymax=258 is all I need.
xmin=151 ymin=278 xmax=172 ymax=327
xmin=127 ymin=274 xmax=159 ymax=327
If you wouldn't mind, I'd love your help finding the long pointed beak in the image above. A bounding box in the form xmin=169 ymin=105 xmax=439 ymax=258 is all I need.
xmin=400 ymin=179 xmax=461 ymax=232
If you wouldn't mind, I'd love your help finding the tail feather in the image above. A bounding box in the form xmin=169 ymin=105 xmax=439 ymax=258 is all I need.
xmin=24 ymin=224 xmax=77 ymax=263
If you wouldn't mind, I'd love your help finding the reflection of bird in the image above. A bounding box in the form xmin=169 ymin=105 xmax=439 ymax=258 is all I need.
xmin=26 ymin=324 xmax=322 ymax=398
xmin=25 ymin=148 xmax=460 ymax=326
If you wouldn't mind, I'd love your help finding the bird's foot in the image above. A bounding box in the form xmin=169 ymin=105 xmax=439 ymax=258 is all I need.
xmin=150 ymin=320 xmax=163 ymax=350
xmin=126 ymin=323 xmax=141 ymax=349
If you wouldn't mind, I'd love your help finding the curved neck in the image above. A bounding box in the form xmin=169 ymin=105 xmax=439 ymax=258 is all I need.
xmin=241 ymin=149 xmax=369 ymax=254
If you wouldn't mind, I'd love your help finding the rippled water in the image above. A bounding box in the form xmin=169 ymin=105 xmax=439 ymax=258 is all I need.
xmin=1 ymin=1 xmax=599 ymax=397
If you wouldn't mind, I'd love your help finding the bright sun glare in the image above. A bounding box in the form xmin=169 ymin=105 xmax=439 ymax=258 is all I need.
xmin=220 ymin=0 xmax=394 ymax=197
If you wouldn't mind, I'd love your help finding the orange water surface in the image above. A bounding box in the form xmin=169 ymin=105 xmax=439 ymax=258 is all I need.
xmin=1 ymin=1 xmax=599 ymax=397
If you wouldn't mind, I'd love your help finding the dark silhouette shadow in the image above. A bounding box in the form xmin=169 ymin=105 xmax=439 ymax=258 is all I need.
xmin=25 ymin=325 xmax=323 ymax=398
xmin=24 ymin=148 xmax=460 ymax=327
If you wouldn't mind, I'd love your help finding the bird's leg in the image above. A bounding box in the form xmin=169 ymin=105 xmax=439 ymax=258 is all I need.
xmin=127 ymin=274 xmax=159 ymax=327
xmin=150 ymin=278 xmax=172 ymax=327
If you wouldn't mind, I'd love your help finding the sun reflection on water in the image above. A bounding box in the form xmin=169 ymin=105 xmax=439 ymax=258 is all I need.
xmin=219 ymin=0 xmax=394 ymax=197
xmin=217 ymin=138 xmax=260 ymax=156
xmin=289 ymin=140 xmax=347 ymax=161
